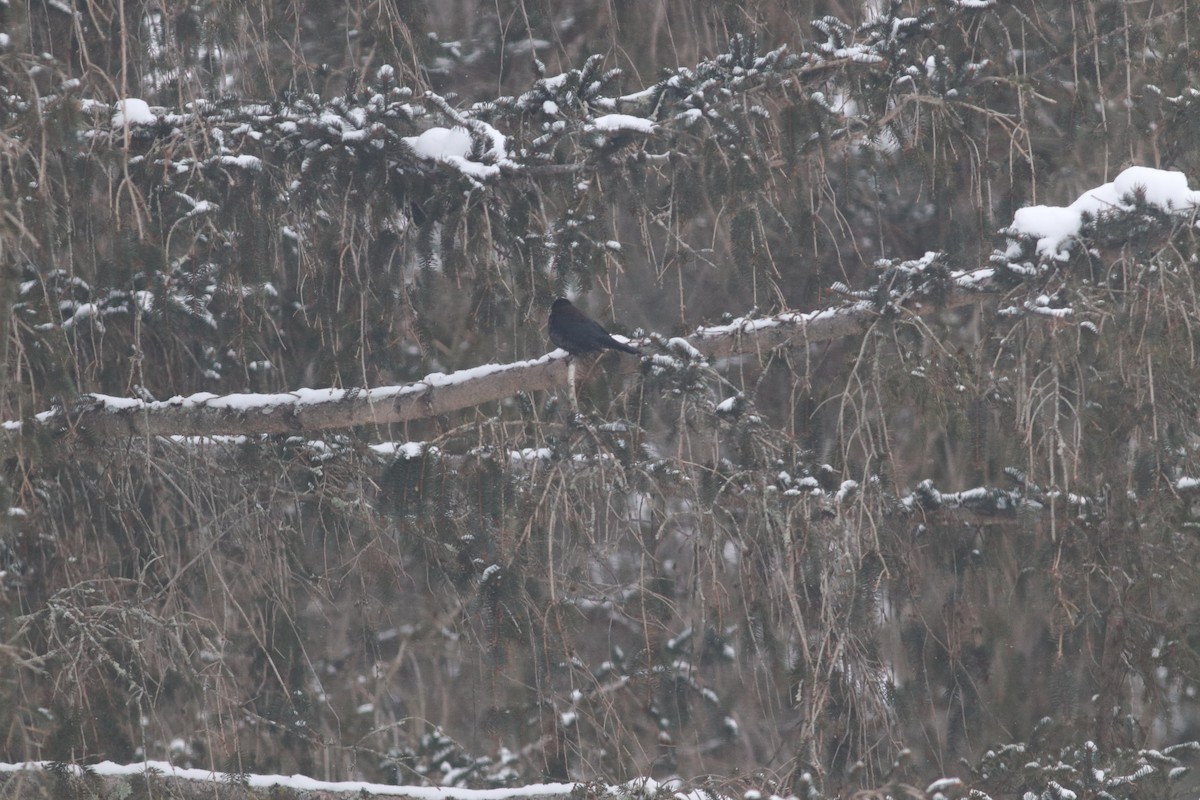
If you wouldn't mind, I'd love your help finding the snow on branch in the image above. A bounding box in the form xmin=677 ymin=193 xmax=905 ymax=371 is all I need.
xmin=12 ymin=268 xmax=996 ymax=440
xmin=15 ymin=163 xmax=1196 ymax=441
xmin=0 ymin=760 xmax=577 ymax=799
xmin=38 ymin=25 xmax=928 ymax=201
xmin=695 ymin=256 xmax=992 ymax=359
xmin=60 ymin=36 xmax=798 ymax=191
xmin=998 ymin=166 xmax=1200 ymax=265
xmin=21 ymin=354 xmax=568 ymax=439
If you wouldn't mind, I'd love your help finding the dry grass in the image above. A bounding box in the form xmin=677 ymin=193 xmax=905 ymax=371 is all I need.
xmin=3 ymin=0 xmax=1200 ymax=794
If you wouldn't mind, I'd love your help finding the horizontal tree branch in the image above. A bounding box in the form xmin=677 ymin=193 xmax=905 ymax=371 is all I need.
xmin=16 ymin=270 xmax=999 ymax=439
xmin=0 ymin=760 xmax=578 ymax=800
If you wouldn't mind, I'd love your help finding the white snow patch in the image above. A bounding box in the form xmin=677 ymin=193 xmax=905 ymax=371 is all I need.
xmin=1009 ymin=166 xmax=1200 ymax=259
xmin=667 ymin=337 xmax=704 ymax=361
xmin=588 ymin=114 xmax=657 ymax=134
xmin=405 ymin=126 xmax=473 ymax=160
xmin=112 ymin=98 xmax=156 ymax=127
xmin=370 ymin=441 xmax=439 ymax=459
xmin=402 ymin=125 xmax=507 ymax=180
xmin=216 ymin=154 xmax=262 ymax=170
xmin=927 ymin=778 xmax=964 ymax=794
xmin=512 ymin=448 xmax=552 ymax=462
xmin=61 ymin=302 xmax=100 ymax=330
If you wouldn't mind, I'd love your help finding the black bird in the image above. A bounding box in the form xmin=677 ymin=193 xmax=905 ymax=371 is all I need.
xmin=548 ymin=297 xmax=640 ymax=356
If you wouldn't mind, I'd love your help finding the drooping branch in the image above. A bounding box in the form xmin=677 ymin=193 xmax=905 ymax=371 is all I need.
xmin=15 ymin=269 xmax=998 ymax=439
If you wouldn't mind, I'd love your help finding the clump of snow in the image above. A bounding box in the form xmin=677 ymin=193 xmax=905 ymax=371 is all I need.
xmin=1008 ymin=166 xmax=1200 ymax=260
xmin=61 ymin=302 xmax=101 ymax=331
xmin=403 ymin=125 xmax=509 ymax=181
xmin=369 ymin=442 xmax=442 ymax=459
xmin=396 ymin=441 xmax=426 ymax=458
xmin=927 ymin=777 xmax=964 ymax=794
xmin=405 ymin=126 xmax=473 ymax=160
xmin=216 ymin=154 xmax=261 ymax=170
xmin=667 ymin=337 xmax=704 ymax=361
xmin=588 ymin=114 xmax=657 ymax=134
xmin=112 ymin=98 xmax=156 ymax=127
xmin=512 ymin=448 xmax=552 ymax=462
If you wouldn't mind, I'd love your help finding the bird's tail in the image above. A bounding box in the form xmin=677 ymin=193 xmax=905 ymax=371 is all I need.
xmin=607 ymin=337 xmax=641 ymax=355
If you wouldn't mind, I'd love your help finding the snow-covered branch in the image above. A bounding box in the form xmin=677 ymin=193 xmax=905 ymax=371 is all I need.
xmin=23 ymin=354 xmax=569 ymax=439
xmin=13 ymin=268 xmax=996 ymax=439
xmin=0 ymin=760 xmax=577 ymax=799
xmin=16 ymin=163 xmax=1200 ymax=441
